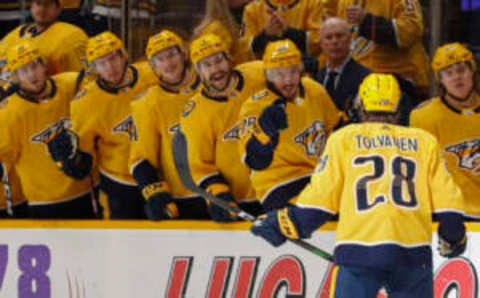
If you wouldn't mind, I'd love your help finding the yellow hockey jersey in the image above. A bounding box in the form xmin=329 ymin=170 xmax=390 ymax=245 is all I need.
xmin=0 ymin=72 xmax=92 ymax=205
xmin=410 ymin=95 xmax=480 ymax=219
xmin=0 ymin=99 xmax=25 ymax=210
xmin=180 ymin=61 xmax=265 ymax=202
xmin=297 ymin=122 xmax=465 ymax=251
xmin=1 ymin=22 xmax=88 ymax=75
xmin=239 ymin=77 xmax=342 ymax=208
xmin=129 ymin=75 xmax=202 ymax=199
xmin=240 ymin=0 xmax=327 ymax=57
xmin=337 ymin=0 xmax=430 ymax=87
xmin=71 ymin=64 xmax=157 ymax=185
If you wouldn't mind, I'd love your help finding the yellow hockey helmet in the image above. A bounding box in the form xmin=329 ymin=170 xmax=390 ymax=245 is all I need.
xmin=359 ymin=73 xmax=401 ymax=113
xmin=7 ymin=40 xmax=42 ymax=73
xmin=263 ymin=39 xmax=302 ymax=69
xmin=201 ymin=20 xmax=233 ymax=52
xmin=146 ymin=30 xmax=184 ymax=60
xmin=190 ymin=33 xmax=229 ymax=65
xmin=432 ymin=43 xmax=476 ymax=79
xmin=86 ymin=31 xmax=125 ymax=63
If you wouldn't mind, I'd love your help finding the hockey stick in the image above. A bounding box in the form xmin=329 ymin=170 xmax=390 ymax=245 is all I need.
xmin=1 ymin=164 xmax=13 ymax=217
xmin=172 ymin=131 xmax=333 ymax=262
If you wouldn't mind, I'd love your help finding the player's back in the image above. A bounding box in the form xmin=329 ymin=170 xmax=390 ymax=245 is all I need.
xmin=334 ymin=123 xmax=460 ymax=245
xmin=298 ymin=122 xmax=465 ymax=267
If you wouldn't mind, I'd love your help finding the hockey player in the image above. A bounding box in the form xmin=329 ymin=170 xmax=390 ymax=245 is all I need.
xmin=411 ymin=43 xmax=480 ymax=221
xmin=239 ymin=39 xmax=343 ymax=211
xmin=47 ymin=31 xmax=157 ymax=219
xmin=239 ymin=0 xmax=327 ymax=65
xmin=337 ymin=0 xmax=430 ymax=99
xmin=1 ymin=0 xmax=88 ymax=75
xmin=252 ymin=73 xmax=467 ymax=297
xmin=129 ymin=30 xmax=208 ymax=220
xmin=180 ymin=33 xmax=265 ymax=222
xmin=0 ymin=40 xmax=96 ymax=218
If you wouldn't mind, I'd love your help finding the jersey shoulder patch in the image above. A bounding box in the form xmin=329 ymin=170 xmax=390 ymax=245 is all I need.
xmin=182 ymin=99 xmax=196 ymax=117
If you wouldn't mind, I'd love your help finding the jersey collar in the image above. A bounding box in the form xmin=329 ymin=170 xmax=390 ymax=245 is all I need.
xmin=159 ymin=74 xmax=201 ymax=94
xmin=441 ymin=94 xmax=480 ymax=115
xmin=201 ymin=70 xmax=244 ymax=102
xmin=17 ymin=78 xmax=56 ymax=104
xmin=96 ymin=65 xmax=139 ymax=94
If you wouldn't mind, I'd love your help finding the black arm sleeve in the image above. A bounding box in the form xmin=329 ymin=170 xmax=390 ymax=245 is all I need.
xmin=245 ymin=134 xmax=279 ymax=170
xmin=359 ymin=13 xmax=398 ymax=47
xmin=61 ymin=150 xmax=93 ymax=180
xmin=437 ymin=212 xmax=466 ymax=243
xmin=132 ymin=159 xmax=160 ymax=188
xmin=289 ymin=206 xmax=333 ymax=238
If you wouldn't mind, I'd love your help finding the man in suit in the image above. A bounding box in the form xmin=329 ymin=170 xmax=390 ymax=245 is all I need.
xmin=316 ymin=17 xmax=370 ymax=117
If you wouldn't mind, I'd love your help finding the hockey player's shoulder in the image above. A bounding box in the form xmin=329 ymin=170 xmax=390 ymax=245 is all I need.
xmin=412 ymin=97 xmax=439 ymax=112
xmin=49 ymin=22 xmax=87 ymax=37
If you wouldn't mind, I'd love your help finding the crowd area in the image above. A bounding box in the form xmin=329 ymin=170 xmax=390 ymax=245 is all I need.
xmin=0 ymin=0 xmax=477 ymax=222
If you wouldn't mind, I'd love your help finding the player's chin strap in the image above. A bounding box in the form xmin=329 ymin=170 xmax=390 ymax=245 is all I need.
xmin=172 ymin=130 xmax=334 ymax=262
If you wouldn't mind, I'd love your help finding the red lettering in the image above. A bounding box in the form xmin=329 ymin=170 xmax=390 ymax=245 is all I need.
xmin=316 ymin=263 xmax=336 ymax=298
xmin=166 ymin=257 xmax=193 ymax=298
xmin=232 ymin=257 xmax=259 ymax=298
xmin=434 ymin=258 xmax=477 ymax=298
xmin=257 ymin=255 xmax=305 ymax=298
xmin=206 ymin=257 xmax=234 ymax=298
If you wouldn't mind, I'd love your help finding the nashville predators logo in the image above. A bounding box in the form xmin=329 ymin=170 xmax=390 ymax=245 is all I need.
xmin=294 ymin=120 xmax=326 ymax=157
xmin=31 ymin=118 xmax=71 ymax=145
xmin=168 ymin=123 xmax=180 ymax=135
xmin=112 ymin=115 xmax=137 ymax=141
xmin=223 ymin=123 xmax=241 ymax=141
xmin=445 ymin=138 xmax=480 ymax=174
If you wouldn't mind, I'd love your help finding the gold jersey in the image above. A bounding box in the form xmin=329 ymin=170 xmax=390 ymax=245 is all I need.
xmin=410 ymin=95 xmax=480 ymax=219
xmin=337 ymin=0 xmax=430 ymax=87
xmin=240 ymin=0 xmax=327 ymax=56
xmin=297 ymin=122 xmax=465 ymax=248
xmin=0 ymin=72 xmax=92 ymax=205
xmin=0 ymin=99 xmax=25 ymax=210
xmin=71 ymin=64 xmax=157 ymax=185
xmin=239 ymin=77 xmax=342 ymax=207
xmin=129 ymin=75 xmax=202 ymax=199
xmin=180 ymin=61 xmax=265 ymax=201
xmin=2 ymin=22 xmax=87 ymax=75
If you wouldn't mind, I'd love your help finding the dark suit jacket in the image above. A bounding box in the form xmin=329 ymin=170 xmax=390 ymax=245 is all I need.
xmin=316 ymin=57 xmax=371 ymax=112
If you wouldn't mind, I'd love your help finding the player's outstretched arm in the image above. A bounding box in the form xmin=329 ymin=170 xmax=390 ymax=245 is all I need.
xmin=251 ymin=205 xmax=332 ymax=247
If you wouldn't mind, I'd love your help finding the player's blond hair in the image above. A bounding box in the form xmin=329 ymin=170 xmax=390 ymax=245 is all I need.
xmin=193 ymin=0 xmax=240 ymax=41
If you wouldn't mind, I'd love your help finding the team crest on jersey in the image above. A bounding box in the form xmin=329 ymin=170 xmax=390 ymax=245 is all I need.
xmin=112 ymin=115 xmax=137 ymax=140
xmin=168 ymin=123 xmax=180 ymax=135
xmin=294 ymin=120 xmax=326 ymax=157
xmin=31 ymin=118 xmax=71 ymax=144
xmin=445 ymin=138 xmax=480 ymax=174
xmin=223 ymin=123 xmax=241 ymax=141
xmin=252 ymin=90 xmax=269 ymax=101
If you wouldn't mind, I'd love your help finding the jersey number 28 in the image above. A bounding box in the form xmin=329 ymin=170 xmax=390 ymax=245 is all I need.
xmin=353 ymin=155 xmax=417 ymax=211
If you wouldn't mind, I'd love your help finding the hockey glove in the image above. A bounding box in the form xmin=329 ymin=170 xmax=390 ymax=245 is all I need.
xmin=47 ymin=128 xmax=78 ymax=163
xmin=142 ymin=182 xmax=179 ymax=220
xmin=207 ymin=192 xmax=239 ymax=222
xmin=258 ymin=103 xmax=288 ymax=137
xmin=438 ymin=234 xmax=467 ymax=258
xmin=251 ymin=207 xmax=299 ymax=247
